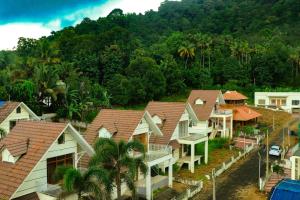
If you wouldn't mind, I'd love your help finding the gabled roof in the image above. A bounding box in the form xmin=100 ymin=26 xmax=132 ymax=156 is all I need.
xmin=223 ymin=91 xmax=248 ymax=101
xmin=220 ymin=105 xmax=261 ymax=121
xmin=187 ymin=90 xmax=223 ymax=121
xmin=146 ymin=102 xmax=196 ymax=147
xmin=85 ymin=109 xmax=149 ymax=145
xmin=5 ymin=138 xmax=29 ymax=157
xmin=0 ymin=101 xmax=39 ymax=124
xmin=0 ymin=121 xmax=93 ymax=200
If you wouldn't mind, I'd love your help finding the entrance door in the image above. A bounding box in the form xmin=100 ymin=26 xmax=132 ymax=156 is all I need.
xmin=47 ymin=153 xmax=74 ymax=184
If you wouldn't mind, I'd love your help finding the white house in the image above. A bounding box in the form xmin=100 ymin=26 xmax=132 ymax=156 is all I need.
xmin=81 ymin=109 xmax=173 ymax=200
xmin=0 ymin=121 xmax=94 ymax=200
xmin=0 ymin=101 xmax=39 ymax=135
xmin=146 ymin=101 xmax=208 ymax=174
xmin=187 ymin=90 xmax=233 ymax=139
xmin=255 ymin=92 xmax=300 ymax=113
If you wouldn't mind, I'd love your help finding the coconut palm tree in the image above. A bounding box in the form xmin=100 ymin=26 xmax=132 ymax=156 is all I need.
xmin=178 ymin=43 xmax=195 ymax=68
xmin=55 ymin=166 xmax=112 ymax=200
xmin=89 ymin=138 xmax=147 ymax=200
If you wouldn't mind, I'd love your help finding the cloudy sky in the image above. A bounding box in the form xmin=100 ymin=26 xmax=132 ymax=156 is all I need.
xmin=0 ymin=0 xmax=165 ymax=50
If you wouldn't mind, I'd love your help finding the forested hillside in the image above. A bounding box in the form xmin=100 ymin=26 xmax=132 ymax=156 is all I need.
xmin=0 ymin=0 xmax=300 ymax=121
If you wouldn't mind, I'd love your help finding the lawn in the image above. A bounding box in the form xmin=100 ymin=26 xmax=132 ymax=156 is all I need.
xmin=176 ymin=138 xmax=239 ymax=180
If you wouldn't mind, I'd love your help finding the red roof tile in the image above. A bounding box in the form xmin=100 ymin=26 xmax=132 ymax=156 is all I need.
xmin=0 ymin=102 xmax=21 ymax=124
xmin=0 ymin=121 xmax=67 ymax=200
xmin=223 ymin=91 xmax=248 ymax=101
xmin=221 ymin=105 xmax=261 ymax=121
xmin=146 ymin=102 xmax=186 ymax=147
xmin=80 ymin=109 xmax=145 ymax=169
xmin=187 ymin=90 xmax=222 ymax=120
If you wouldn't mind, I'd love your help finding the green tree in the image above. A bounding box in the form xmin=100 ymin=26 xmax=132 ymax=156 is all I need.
xmin=89 ymin=138 xmax=147 ymax=200
xmin=55 ymin=166 xmax=112 ymax=200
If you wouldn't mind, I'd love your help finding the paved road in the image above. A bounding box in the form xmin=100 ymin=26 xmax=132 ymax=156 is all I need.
xmin=193 ymin=117 xmax=299 ymax=200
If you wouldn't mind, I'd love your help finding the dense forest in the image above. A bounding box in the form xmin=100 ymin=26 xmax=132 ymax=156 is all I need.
xmin=0 ymin=0 xmax=300 ymax=121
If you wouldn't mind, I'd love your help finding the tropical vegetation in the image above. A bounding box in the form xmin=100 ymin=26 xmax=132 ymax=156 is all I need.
xmin=89 ymin=138 xmax=147 ymax=200
xmin=0 ymin=0 xmax=300 ymax=120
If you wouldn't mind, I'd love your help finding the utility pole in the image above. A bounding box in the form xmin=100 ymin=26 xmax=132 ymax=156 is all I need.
xmin=212 ymin=168 xmax=216 ymax=200
xmin=288 ymin=127 xmax=291 ymax=147
xmin=266 ymin=129 xmax=269 ymax=178
xmin=272 ymin=114 xmax=275 ymax=131
xmin=258 ymin=151 xmax=261 ymax=189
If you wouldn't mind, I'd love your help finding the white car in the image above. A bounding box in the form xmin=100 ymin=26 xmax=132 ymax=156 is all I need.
xmin=269 ymin=145 xmax=282 ymax=157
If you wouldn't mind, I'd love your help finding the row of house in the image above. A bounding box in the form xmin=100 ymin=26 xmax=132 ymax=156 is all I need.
xmin=0 ymin=90 xmax=262 ymax=200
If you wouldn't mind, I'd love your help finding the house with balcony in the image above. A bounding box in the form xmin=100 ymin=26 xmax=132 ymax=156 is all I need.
xmin=187 ymin=90 xmax=233 ymax=139
xmin=221 ymin=91 xmax=261 ymax=130
xmin=0 ymin=101 xmax=39 ymax=136
xmin=255 ymin=92 xmax=300 ymax=113
xmin=146 ymin=102 xmax=208 ymax=174
xmin=0 ymin=121 xmax=94 ymax=200
xmin=81 ymin=109 xmax=173 ymax=200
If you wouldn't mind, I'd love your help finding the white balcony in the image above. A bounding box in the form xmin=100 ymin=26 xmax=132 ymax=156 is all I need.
xmin=146 ymin=144 xmax=172 ymax=163
xmin=211 ymin=109 xmax=232 ymax=117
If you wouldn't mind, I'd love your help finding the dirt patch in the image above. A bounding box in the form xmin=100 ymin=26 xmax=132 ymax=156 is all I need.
xmin=253 ymin=107 xmax=292 ymax=129
xmin=235 ymin=184 xmax=267 ymax=200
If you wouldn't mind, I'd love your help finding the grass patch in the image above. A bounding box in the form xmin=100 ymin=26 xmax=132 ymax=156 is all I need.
xmin=195 ymin=138 xmax=230 ymax=155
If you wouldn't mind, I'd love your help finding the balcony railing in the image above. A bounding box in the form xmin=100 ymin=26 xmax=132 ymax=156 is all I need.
xmin=149 ymin=143 xmax=172 ymax=154
xmin=213 ymin=109 xmax=232 ymax=115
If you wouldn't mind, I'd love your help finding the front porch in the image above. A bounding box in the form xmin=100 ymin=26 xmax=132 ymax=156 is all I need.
xmin=177 ymin=134 xmax=208 ymax=173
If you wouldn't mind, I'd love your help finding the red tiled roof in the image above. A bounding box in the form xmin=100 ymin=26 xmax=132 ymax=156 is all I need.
xmin=221 ymin=105 xmax=261 ymax=121
xmin=0 ymin=102 xmax=20 ymax=124
xmin=0 ymin=121 xmax=67 ymax=200
xmin=80 ymin=109 xmax=145 ymax=169
xmin=187 ymin=90 xmax=221 ymax=121
xmin=146 ymin=102 xmax=186 ymax=148
xmin=5 ymin=138 xmax=29 ymax=157
xmin=84 ymin=109 xmax=145 ymax=145
xmin=223 ymin=91 xmax=248 ymax=101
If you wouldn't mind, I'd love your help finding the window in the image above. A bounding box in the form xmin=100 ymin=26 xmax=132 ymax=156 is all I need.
xmin=271 ymin=99 xmax=276 ymax=105
xmin=258 ymin=99 xmax=265 ymax=105
xmin=99 ymin=128 xmax=111 ymax=138
xmin=16 ymin=107 xmax=21 ymax=114
xmin=9 ymin=121 xmax=16 ymax=130
xmin=195 ymin=98 xmax=204 ymax=105
xmin=292 ymin=100 xmax=300 ymax=105
xmin=58 ymin=133 xmax=65 ymax=144
xmin=179 ymin=121 xmax=188 ymax=138
xmin=47 ymin=154 xmax=73 ymax=184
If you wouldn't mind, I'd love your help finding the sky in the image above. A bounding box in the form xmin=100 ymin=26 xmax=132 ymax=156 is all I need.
xmin=0 ymin=0 xmax=165 ymax=50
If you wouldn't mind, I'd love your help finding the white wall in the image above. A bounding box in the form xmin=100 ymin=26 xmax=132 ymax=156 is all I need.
xmin=12 ymin=131 xmax=78 ymax=199
xmin=134 ymin=117 xmax=150 ymax=135
xmin=1 ymin=148 xmax=19 ymax=163
xmin=255 ymin=92 xmax=300 ymax=113
xmin=0 ymin=104 xmax=31 ymax=134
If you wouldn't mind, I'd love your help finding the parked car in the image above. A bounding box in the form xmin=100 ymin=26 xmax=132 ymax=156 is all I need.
xmin=269 ymin=145 xmax=282 ymax=157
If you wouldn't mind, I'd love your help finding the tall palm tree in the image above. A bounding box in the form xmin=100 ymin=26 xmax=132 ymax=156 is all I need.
xmin=89 ymin=138 xmax=147 ymax=200
xmin=55 ymin=166 xmax=112 ymax=200
xmin=178 ymin=43 xmax=195 ymax=68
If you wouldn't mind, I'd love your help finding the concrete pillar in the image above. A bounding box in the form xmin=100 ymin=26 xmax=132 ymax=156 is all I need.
xmin=191 ymin=144 xmax=195 ymax=173
xmin=291 ymin=157 xmax=295 ymax=180
xmin=205 ymin=140 xmax=208 ymax=164
xmin=146 ymin=166 xmax=151 ymax=200
xmin=230 ymin=115 xmax=233 ymax=139
xmin=168 ymin=159 xmax=173 ymax=187
xmin=223 ymin=116 xmax=226 ymax=137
